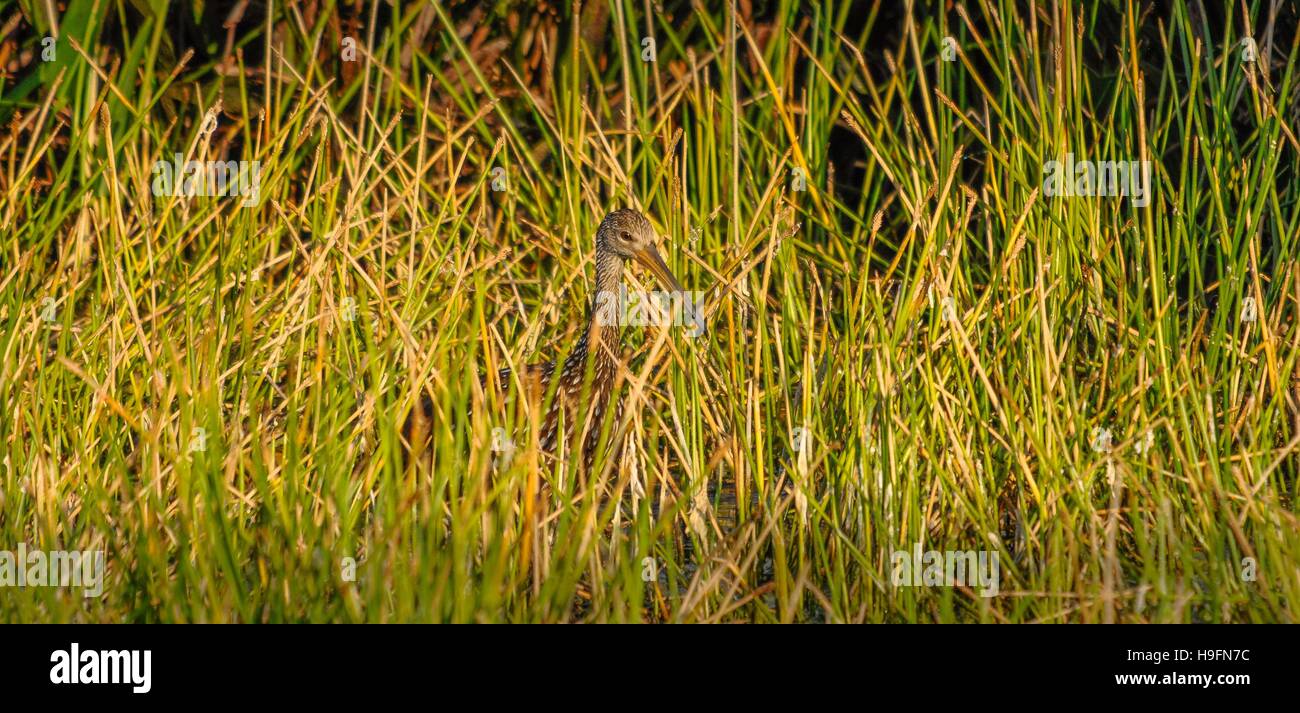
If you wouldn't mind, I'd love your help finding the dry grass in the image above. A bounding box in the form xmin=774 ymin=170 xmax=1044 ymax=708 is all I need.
xmin=0 ymin=0 xmax=1297 ymax=622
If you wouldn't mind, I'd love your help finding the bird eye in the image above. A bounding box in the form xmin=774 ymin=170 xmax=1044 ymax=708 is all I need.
xmin=620 ymin=231 xmax=632 ymax=242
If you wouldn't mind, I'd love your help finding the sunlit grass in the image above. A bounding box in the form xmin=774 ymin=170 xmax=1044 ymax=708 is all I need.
xmin=0 ymin=0 xmax=1297 ymax=622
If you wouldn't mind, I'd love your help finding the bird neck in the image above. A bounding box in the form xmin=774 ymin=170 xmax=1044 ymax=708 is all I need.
xmin=587 ymin=249 xmax=625 ymax=363
xmin=593 ymin=248 xmax=624 ymax=294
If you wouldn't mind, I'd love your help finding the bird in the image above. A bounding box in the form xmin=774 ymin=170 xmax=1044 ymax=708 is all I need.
xmin=406 ymin=208 xmax=690 ymax=472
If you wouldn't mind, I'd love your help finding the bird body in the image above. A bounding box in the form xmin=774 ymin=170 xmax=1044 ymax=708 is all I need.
xmin=490 ymin=310 xmax=622 ymax=465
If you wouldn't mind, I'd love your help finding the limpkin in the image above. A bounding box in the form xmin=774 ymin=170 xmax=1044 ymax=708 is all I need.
xmin=406 ymin=208 xmax=690 ymax=471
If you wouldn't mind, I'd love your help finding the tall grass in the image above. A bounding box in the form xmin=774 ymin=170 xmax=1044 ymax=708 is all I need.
xmin=0 ymin=0 xmax=1297 ymax=622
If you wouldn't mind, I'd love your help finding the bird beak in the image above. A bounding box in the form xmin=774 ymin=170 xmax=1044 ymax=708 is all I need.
xmin=633 ymin=242 xmax=707 ymax=339
xmin=633 ymin=244 xmax=685 ymax=294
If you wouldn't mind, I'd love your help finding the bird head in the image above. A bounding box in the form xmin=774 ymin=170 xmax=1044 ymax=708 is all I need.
xmin=595 ymin=208 xmax=685 ymax=294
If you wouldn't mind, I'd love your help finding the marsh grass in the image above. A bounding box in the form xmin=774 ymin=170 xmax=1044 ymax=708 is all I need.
xmin=0 ymin=0 xmax=1297 ymax=622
